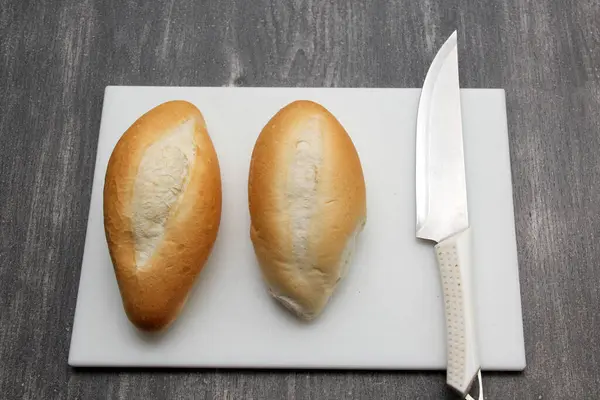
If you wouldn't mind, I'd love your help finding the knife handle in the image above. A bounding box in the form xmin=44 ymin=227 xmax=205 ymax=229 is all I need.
xmin=434 ymin=227 xmax=481 ymax=397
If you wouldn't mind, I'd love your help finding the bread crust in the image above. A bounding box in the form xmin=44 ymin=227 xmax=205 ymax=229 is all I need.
xmin=248 ymin=100 xmax=366 ymax=319
xmin=103 ymin=100 xmax=222 ymax=331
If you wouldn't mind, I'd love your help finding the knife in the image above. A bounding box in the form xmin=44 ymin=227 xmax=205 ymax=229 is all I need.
xmin=415 ymin=31 xmax=483 ymax=400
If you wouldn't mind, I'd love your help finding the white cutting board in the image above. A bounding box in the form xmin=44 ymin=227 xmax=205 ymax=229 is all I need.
xmin=69 ymin=86 xmax=526 ymax=370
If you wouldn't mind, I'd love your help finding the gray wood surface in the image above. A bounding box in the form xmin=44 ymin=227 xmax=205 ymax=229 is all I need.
xmin=1 ymin=0 xmax=599 ymax=398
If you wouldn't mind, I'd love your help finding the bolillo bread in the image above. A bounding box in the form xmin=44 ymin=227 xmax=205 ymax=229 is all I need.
xmin=248 ymin=100 xmax=367 ymax=320
xmin=103 ymin=100 xmax=222 ymax=331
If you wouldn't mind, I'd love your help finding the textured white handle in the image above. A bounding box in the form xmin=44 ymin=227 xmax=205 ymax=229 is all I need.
xmin=434 ymin=228 xmax=481 ymax=397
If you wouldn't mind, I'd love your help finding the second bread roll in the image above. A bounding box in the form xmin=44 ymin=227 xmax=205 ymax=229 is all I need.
xmin=248 ymin=100 xmax=366 ymax=320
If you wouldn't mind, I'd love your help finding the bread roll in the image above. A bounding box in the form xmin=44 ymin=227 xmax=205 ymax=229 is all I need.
xmin=248 ymin=100 xmax=366 ymax=320
xmin=103 ymin=100 xmax=222 ymax=331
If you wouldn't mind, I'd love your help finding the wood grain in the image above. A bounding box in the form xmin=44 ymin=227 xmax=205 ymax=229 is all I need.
xmin=1 ymin=0 xmax=599 ymax=398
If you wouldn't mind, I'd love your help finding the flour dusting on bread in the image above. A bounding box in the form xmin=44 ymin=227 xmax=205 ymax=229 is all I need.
xmin=131 ymin=119 xmax=196 ymax=267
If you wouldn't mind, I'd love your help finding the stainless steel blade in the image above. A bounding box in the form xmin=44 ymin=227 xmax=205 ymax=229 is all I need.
xmin=415 ymin=31 xmax=469 ymax=243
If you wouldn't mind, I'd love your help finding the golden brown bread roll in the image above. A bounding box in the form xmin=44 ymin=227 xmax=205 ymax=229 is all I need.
xmin=103 ymin=100 xmax=222 ymax=331
xmin=248 ymin=100 xmax=367 ymax=320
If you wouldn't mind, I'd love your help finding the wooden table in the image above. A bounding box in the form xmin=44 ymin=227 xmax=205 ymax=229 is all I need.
xmin=1 ymin=1 xmax=598 ymax=399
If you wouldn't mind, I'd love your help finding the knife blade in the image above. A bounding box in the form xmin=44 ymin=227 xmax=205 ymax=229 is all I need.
xmin=415 ymin=31 xmax=483 ymax=399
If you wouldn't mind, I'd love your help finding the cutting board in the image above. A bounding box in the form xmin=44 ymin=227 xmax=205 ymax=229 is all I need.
xmin=68 ymin=86 xmax=526 ymax=370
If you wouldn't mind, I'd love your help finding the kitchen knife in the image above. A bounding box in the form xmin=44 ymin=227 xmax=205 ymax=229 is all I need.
xmin=415 ymin=31 xmax=483 ymax=400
